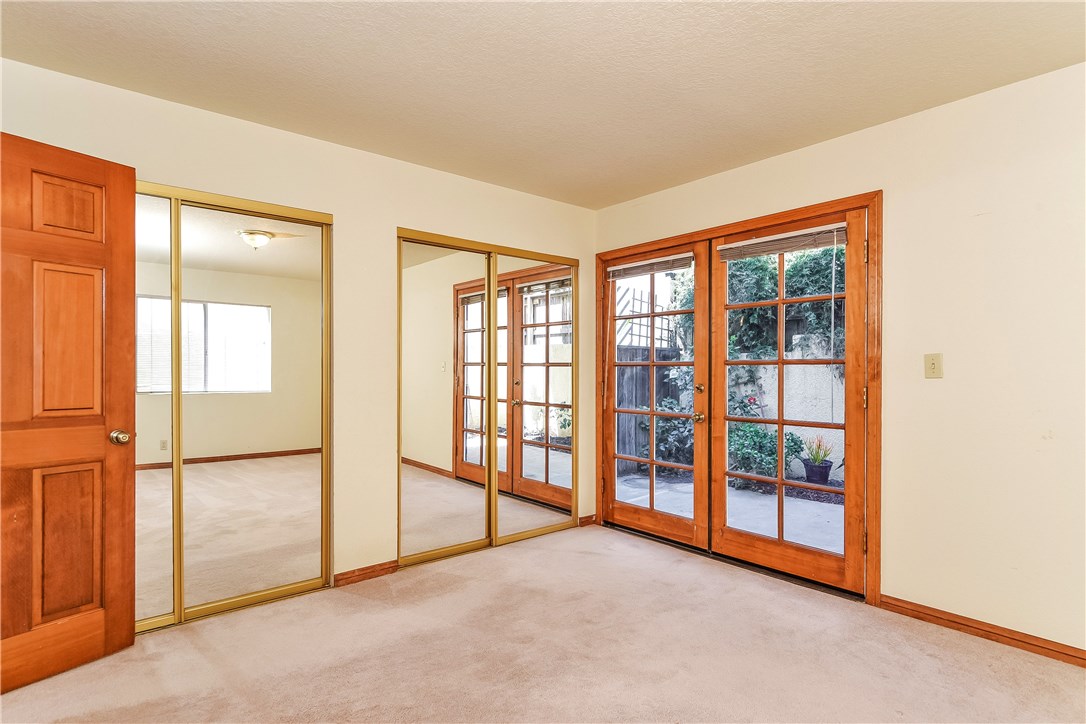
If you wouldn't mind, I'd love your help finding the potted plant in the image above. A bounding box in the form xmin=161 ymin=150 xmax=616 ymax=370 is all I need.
xmin=801 ymin=435 xmax=833 ymax=484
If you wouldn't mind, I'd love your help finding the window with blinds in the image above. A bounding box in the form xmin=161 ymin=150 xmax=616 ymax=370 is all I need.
xmin=136 ymin=296 xmax=272 ymax=393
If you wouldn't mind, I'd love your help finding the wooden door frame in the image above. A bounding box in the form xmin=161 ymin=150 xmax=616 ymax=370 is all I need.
xmin=595 ymin=190 xmax=883 ymax=604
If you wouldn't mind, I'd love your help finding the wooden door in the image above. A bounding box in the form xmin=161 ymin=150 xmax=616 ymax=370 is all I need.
xmin=600 ymin=243 xmax=709 ymax=547
xmin=710 ymin=211 xmax=866 ymax=592
xmin=508 ymin=269 xmax=574 ymax=510
xmin=1 ymin=134 xmax=136 ymax=692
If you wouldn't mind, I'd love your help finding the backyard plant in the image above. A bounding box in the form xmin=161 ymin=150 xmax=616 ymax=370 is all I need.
xmin=801 ymin=434 xmax=835 ymax=485
xmin=804 ymin=435 xmax=833 ymax=464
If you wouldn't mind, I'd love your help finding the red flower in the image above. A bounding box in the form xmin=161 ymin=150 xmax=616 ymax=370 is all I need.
xmin=747 ymin=396 xmax=757 ymax=404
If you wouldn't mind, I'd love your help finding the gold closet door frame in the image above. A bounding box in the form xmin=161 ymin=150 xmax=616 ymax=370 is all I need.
xmin=134 ymin=181 xmax=333 ymax=634
xmin=397 ymin=228 xmax=580 ymax=566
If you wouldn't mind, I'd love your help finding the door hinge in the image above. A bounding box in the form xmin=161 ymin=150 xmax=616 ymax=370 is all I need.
xmin=863 ymin=530 xmax=868 ymax=554
xmin=863 ymin=239 xmax=869 ymax=263
xmin=863 ymin=387 xmax=868 ymax=409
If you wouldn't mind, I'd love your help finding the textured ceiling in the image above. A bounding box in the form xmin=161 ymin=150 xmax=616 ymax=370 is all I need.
xmin=3 ymin=2 xmax=1083 ymax=209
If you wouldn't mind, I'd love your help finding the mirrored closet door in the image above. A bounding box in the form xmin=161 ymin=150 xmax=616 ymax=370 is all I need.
xmin=134 ymin=185 xmax=331 ymax=631
xmin=398 ymin=233 xmax=579 ymax=565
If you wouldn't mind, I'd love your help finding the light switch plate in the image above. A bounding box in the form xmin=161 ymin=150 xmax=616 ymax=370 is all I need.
xmin=924 ymin=353 xmax=943 ymax=379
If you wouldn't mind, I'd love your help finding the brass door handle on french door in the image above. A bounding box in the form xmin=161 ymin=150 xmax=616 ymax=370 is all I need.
xmin=692 ymin=413 xmax=706 ymax=423
xmin=109 ymin=429 xmax=132 ymax=445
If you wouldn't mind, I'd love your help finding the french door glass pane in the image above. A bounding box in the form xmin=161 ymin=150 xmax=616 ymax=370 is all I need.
xmin=522 ymin=404 xmax=546 ymax=443
xmin=523 ymin=327 xmax=546 ymax=363
xmin=464 ymin=299 xmax=483 ymax=330
xmin=615 ymin=275 xmax=651 ymax=316
xmin=522 ymin=443 xmax=546 ymax=482
xmin=464 ymin=399 xmax=483 ymax=431
xmin=655 ymin=417 xmax=694 ymax=465
xmin=548 ymin=324 xmax=572 ymax=362
xmin=522 ymin=366 xmax=546 ymax=403
xmin=728 ymin=307 xmax=778 ymax=360
xmin=616 ymin=366 xmax=650 ymax=410
xmin=655 ymin=366 xmax=693 ymax=413
xmin=464 ymin=432 xmax=482 ymax=465
xmin=654 ymin=268 xmax=694 ymax=312
xmin=783 ymin=364 xmax=845 ymax=424
xmin=655 ymin=314 xmax=693 ymax=361
xmin=783 ymin=425 xmax=845 ymax=486
xmin=549 ymin=448 xmax=573 ymax=488
xmin=464 ymin=331 xmax=483 ymax=363
xmin=783 ymin=487 xmax=844 ymax=554
xmin=727 ymin=422 xmax=777 ymax=477
xmin=548 ymin=407 xmax=571 ymax=445
xmin=615 ymin=413 xmax=650 ymax=459
xmin=549 ymin=286 xmax=572 ymax=322
xmin=726 ymin=478 xmax=777 ymax=538
xmin=615 ymin=317 xmax=651 ymax=361
xmin=548 ymin=367 xmax=572 ymax=405
xmin=523 ymin=287 xmax=547 ymax=324
xmin=784 ymin=245 xmax=846 ymax=299
xmin=727 ymin=365 xmax=778 ymax=418
xmin=727 ymin=254 xmax=778 ymax=304
xmin=497 ymin=329 xmax=508 ymax=364
xmin=783 ymin=300 xmax=845 ymax=359
xmin=655 ymin=466 xmax=693 ymax=518
xmin=615 ymin=460 xmax=649 ymax=507
xmin=463 ymin=365 xmax=482 ymax=397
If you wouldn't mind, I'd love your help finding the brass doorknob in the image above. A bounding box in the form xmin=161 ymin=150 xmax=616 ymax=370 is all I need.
xmin=692 ymin=413 xmax=706 ymax=423
xmin=109 ymin=429 xmax=132 ymax=445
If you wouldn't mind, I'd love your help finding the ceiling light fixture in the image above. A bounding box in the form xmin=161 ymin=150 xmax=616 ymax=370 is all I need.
xmin=238 ymin=229 xmax=273 ymax=249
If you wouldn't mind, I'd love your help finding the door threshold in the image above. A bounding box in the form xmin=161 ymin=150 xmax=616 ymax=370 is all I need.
xmin=601 ymin=521 xmax=862 ymax=602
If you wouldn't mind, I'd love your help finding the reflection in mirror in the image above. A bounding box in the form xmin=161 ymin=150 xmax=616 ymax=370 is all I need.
xmin=179 ymin=204 xmax=323 ymax=607
xmin=496 ymin=256 xmax=575 ymax=538
xmin=400 ymin=243 xmax=488 ymax=556
xmin=134 ymin=193 xmax=174 ymax=622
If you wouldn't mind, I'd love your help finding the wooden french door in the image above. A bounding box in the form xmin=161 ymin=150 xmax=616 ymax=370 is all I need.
xmin=600 ymin=243 xmax=710 ymax=547
xmin=600 ymin=197 xmax=876 ymax=593
xmin=710 ymin=210 xmax=866 ymax=592
xmin=1 ymin=134 xmax=136 ymax=691
xmin=453 ymin=266 xmax=574 ymax=511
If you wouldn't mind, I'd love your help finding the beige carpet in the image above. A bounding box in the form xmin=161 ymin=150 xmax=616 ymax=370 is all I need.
xmin=400 ymin=463 xmax=570 ymax=556
xmin=136 ymin=454 xmax=322 ymax=619
xmin=3 ymin=526 xmax=1083 ymax=722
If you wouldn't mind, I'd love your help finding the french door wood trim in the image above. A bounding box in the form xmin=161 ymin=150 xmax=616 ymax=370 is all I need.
xmin=595 ymin=191 xmax=883 ymax=600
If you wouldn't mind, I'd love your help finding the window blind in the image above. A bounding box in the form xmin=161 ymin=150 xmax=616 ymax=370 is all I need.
xmin=606 ymin=253 xmax=693 ymax=281
xmin=716 ymin=223 xmax=846 ymax=262
xmin=459 ymin=287 xmax=509 ymax=306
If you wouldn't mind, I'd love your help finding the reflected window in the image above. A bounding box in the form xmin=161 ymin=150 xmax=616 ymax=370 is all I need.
xmin=137 ymin=296 xmax=271 ymax=393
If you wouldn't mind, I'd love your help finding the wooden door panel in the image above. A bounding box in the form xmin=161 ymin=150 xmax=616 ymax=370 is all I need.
xmin=31 ymin=172 xmax=105 ymax=242
xmin=34 ymin=262 xmax=104 ymax=417
xmin=1 ymin=133 xmax=135 ymax=693
xmin=33 ymin=463 xmax=103 ymax=626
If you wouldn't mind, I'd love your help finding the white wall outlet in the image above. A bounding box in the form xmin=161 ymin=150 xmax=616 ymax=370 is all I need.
xmin=159 ymin=439 xmax=168 ymax=451
xmin=924 ymin=353 xmax=944 ymax=379
xmin=442 ymin=361 xmax=447 ymax=372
